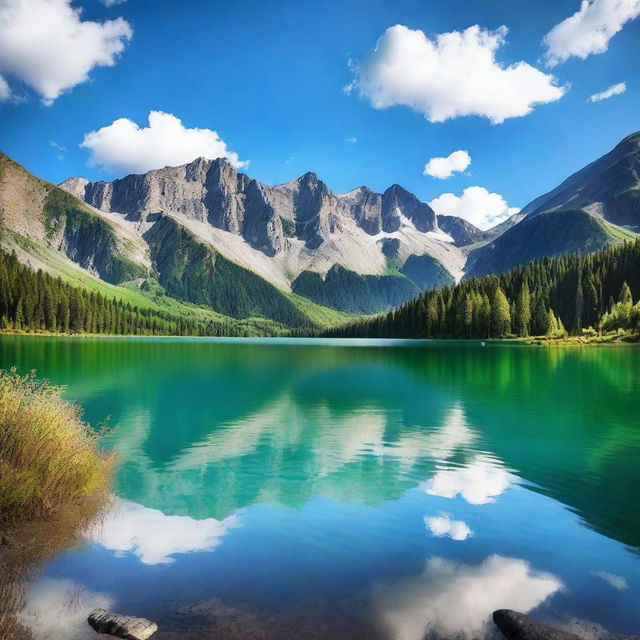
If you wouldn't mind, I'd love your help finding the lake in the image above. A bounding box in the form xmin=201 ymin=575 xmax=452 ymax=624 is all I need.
xmin=1 ymin=336 xmax=639 ymax=640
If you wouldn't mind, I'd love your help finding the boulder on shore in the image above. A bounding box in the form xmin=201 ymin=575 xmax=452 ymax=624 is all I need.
xmin=493 ymin=610 xmax=640 ymax=640
xmin=87 ymin=608 xmax=157 ymax=640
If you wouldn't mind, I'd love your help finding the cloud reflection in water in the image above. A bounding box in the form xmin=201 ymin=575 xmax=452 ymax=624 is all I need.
xmin=424 ymin=513 xmax=473 ymax=541
xmin=372 ymin=555 xmax=563 ymax=640
xmin=425 ymin=454 xmax=514 ymax=505
xmin=86 ymin=497 xmax=240 ymax=564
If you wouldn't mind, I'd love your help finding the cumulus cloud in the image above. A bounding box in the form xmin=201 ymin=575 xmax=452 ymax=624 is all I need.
xmin=348 ymin=24 xmax=566 ymax=124
xmin=592 ymin=570 xmax=628 ymax=591
xmin=0 ymin=0 xmax=132 ymax=105
xmin=425 ymin=514 xmax=473 ymax=540
xmin=424 ymin=150 xmax=471 ymax=179
xmin=425 ymin=455 xmax=514 ymax=505
xmin=543 ymin=0 xmax=640 ymax=67
xmin=372 ymin=555 xmax=563 ymax=640
xmin=81 ymin=111 xmax=248 ymax=174
xmin=587 ymin=81 xmax=627 ymax=102
xmin=429 ymin=186 xmax=520 ymax=230
xmin=86 ymin=498 xmax=240 ymax=564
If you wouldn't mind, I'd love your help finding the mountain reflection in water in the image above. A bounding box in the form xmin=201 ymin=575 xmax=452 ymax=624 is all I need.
xmin=0 ymin=336 xmax=637 ymax=640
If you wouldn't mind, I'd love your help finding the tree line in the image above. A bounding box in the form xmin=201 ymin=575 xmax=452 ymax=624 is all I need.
xmin=322 ymin=240 xmax=640 ymax=339
xmin=0 ymin=249 xmax=244 ymax=337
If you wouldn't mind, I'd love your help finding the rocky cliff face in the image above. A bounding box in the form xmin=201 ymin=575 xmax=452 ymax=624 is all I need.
xmin=436 ymin=215 xmax=485 ymax=247
xmin=64 ymin=158 xmax=285 ymax=256
xmin=59 ymin=158 xmax=455 ymax=313
xmin=62 ymin=158 xmax=439 ymax=257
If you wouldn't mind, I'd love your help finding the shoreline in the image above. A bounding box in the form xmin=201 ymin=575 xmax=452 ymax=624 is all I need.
xmin=2 ymin=329 xmax=639 ymax=346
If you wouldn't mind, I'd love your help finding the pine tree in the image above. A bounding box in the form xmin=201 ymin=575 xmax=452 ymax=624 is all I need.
xmin=515 ymin=282 xmax=531 ymax=337
xmin=490 ymin=286 xmax=511 ymax=337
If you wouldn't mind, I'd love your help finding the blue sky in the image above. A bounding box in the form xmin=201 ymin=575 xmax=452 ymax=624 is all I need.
xmin=1 ymin=0 xmax=639 ymax=227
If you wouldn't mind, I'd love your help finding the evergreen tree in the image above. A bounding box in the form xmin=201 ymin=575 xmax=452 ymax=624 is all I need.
xmin=515 ymin=282 xmax=531 ymax=337
xmin=490 ymin=286 xmax=511 ymax=337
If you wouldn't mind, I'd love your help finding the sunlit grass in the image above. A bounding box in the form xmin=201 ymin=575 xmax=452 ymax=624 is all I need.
xmin=0 ymin=368 xmax=113 ymax=523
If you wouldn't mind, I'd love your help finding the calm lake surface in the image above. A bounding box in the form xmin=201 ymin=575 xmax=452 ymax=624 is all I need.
xmin=2 ymin=336 xmax=639 ymax=640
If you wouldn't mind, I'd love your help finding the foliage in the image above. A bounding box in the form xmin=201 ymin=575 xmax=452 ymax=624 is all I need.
xmin=323 ymin=240 xmax=640 ymax=339
xmin=0 ymin=248 xmax=256 ymax=336
xmin=0 ymin=368 xmax=112 ymax=523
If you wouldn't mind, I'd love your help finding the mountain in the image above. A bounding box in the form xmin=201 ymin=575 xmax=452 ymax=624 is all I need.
xmin=0 ymin=152 xmax=349 ymax=332
xmin=436 ymin=215 xmax=486 ymax=247
xmin=3 ymin=131 xmax=639 ymax=332
xmin=464 ymin=209 xmax=615 ymax=278
xmin=0 ymin=152 xmax=148 ymax=285
xmin=465 ymin=133 xmax=639 ymax=278
xmin=520 ymin=132 xmax=640 ymax=226
xmin=60 ymin=158 xmax=464 ymax=314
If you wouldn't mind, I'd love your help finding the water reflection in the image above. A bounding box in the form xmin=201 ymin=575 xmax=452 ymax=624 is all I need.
xmin=372 ymin=555 xmax=563 ymax=640
xmin=85 ymin=498 xmax=240 ymax=565
xmin=424 ymin=514 xmax=473 ymax=541
xmin=425 ymin=455 xmax=514 ymax=505
xmin=0 ymin=337 xmax=639 ymax=640
xmin=591 ymin=571 xmax=628 ymax=592
xmin=19 ymin=578 xmax=113 ymax=640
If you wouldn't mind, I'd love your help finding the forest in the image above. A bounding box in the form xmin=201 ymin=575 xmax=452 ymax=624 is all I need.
xmin=322 ymin=240 xmax=640 ymax=339
xmin=0 ymin=249 xmax=244 ymax=337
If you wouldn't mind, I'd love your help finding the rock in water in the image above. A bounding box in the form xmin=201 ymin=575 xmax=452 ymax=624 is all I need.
xmin=87 ymin=609 xmax=157 ymax=639
xmin=493 ymin=610 xmax=583 ymax=640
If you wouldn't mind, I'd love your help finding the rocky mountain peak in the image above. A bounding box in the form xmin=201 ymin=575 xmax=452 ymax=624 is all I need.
xmin=381 ymin=184 xmax=436 ymax=233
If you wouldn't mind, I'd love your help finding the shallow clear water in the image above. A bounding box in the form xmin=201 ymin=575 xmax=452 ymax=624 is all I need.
xmin=2 ymin=336 xmax=639 ymax=640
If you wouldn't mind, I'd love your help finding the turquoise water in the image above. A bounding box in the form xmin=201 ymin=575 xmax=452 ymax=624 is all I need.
xmin=1 ymin=336 xmax=639 ymax=639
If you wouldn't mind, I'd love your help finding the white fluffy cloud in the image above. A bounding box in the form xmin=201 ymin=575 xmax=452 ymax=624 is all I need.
xmin=348 ymin=24 xmax=566 ymax=124
xmin=81 ymin=111 xmax=248 ymax=174
xmin=543 ymin=0 xmax=640 ymax=67
xmin=0 ymin=0 xmax=132 ymax=105
xmin=425 ymin=455 xmax=514 ymax=505
xmin=424 ymin=150 xmax=471 ymax=179
xmin=425 ymin=514 xmax=473 ymax=540
xmin=86 ymin=498 xmax=239 ymax=564
xmin=587 ymin=81 xmax=627 ymax=101
xmin=372 ymin=555 xmax=563 ymax=640
xmin=429 ymin=186 xmax=520 ymax=230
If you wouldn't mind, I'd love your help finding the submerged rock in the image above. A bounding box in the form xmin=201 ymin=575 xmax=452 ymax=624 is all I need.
xmin=493 ymin=610 xmax=640 ymax=640
xmin=87 ymin=608 xmax=157 ymax=639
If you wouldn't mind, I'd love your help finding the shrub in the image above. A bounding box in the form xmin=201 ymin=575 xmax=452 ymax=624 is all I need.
xmin=0 ymin=368 xmax=112 ymax=523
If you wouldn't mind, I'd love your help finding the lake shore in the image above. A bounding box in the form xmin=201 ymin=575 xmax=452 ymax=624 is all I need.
xmin=2 ymin=328 xmax=640 ymax=345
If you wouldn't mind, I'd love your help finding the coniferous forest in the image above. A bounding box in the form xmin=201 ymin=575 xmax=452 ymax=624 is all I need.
xmin=0 ymin=249 xmax=244 ymax=337
xmin=2 ymin=240 xmax=640 ymax=340
xmin=322 ymin=240 xmax=640 ymax=339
